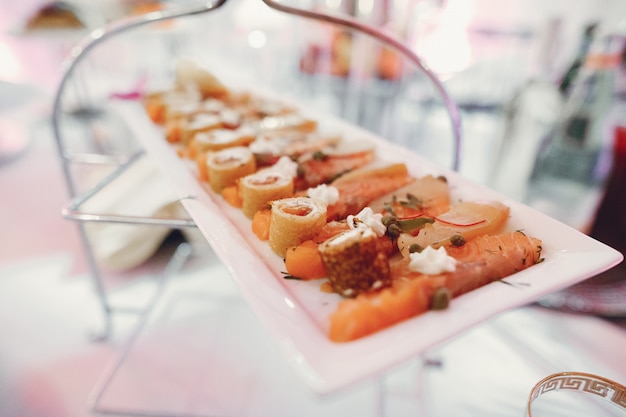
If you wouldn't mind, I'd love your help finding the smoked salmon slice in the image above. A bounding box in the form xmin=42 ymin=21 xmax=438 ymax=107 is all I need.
xmin=325 ymin=163 xmax=415 ymax=221
xmin=329 ymin=231 xmax=543 ymax=342
xmin=444 ymin=231 xmax=543 ymax=295
xmin=367 ymin=174 xmax=451 ymax=217
xmin=294 ymin=150 xmax=375 ymax=191
xmin=397 ymin=201 xmax=510 ymax=255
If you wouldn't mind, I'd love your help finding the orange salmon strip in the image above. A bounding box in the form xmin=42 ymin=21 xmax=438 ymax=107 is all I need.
xmin=326 ymin=163 xmax=415 ymax=221
xmin=329 ymin=231 xmax=542 ymax=342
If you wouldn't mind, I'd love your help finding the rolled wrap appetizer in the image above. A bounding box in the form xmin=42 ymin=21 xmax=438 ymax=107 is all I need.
xmin=194 ymin=126 xmax=256 ymax=153
xmin=206 ymin=146 xmax=256 ymax=193
xmin=180 ymin=113 xmax=223 ymax=144
xmin=318 ymin=224 xmax=392 ymax=297
xmin=269 ymin=197 xmax=327 ymax=258
xmin=239 ymin=170 xmax=294 ymax=219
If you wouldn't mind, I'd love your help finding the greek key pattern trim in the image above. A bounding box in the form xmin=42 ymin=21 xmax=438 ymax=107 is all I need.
xmin=530 ymin=373 xmax=626 ymax=413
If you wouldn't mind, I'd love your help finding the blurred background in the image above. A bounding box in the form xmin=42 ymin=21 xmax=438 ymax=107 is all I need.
xmin=6 ymin=0 xmax=625 ymax=216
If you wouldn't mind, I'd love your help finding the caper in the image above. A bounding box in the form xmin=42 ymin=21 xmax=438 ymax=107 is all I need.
xmin=408 ymin=243 xmax=423 ymax=253
xmin=296 ymin=164 xmax=305 ymax=177
xmin=312 ymin=150 xmax=327 ymax=161
xmin=430 ymin=287 xmax=451 ymax=310
xmin=386 ymin=223 xmax=402 ymax=237
xmin=381 ymin=214 xmax=397 ymax=227
xmin=450 ymin=234 xmax=466 ymax=247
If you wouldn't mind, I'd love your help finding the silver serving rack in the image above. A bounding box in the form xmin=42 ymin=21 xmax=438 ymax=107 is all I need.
xmin=51 ymin=0 xmax=463 ymax=342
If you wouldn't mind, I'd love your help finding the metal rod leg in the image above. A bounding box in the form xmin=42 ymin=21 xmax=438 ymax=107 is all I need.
xmin=76 ymin=222 xmax=114 ymax=342
xmin=88 ymin=243 xmax=193 ymax=416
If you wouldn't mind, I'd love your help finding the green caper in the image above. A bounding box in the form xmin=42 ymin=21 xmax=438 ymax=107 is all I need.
xmin=386 ymin=223 xmax=402 ymax=238
xmin=312 ymin=150 xmax=327 ymax=161
xmin=430 ymin=287 xmax=451 ymax=310
xmin=381 ymin=214 xmax=397 ymax=227
xmin=408 ymin=243 xmax=423 ymax=253
xmin=450 ymin=234 xmax=466 ymax=247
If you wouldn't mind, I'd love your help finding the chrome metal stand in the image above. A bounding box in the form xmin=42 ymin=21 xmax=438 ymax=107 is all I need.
xmin=51 ymin=2 xmax=224 ymax=340
xmin=48 ymin=1 xmax=464 ymax=415
xmin=50 ymin=0 xmax=462 ymax=375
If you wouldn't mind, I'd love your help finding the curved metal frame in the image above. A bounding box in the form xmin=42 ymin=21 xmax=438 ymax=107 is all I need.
xmin=51 ymin=1 xmax=228 ymax=341
xmin=50 ymin=0 xmax=463 ymax=341
xmin=261 ymin=0 xmax=463 ymax=170
xmin=52 ymin=0 xmax=228 ymax=198
xmin=52 ymin=0 xmax=462 ymax=179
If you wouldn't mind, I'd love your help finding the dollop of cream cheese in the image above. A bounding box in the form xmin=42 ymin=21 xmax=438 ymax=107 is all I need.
xmin=220 ymin=109 xmax=241 ymax=126
xmin=347 ymin=207 xmax=386 ymax=237
xmin=328 ymin=225 xmax=375 ymax=247
xmin=188 ymin=113 xmax=221 ymax=130
xmin=307 ymin=184 xmax=339 ymax=206
xmin=212 ymin=146 xmax=250 ymax=165
xmin=268 ymin=156 xmax=298 ymax=178
xmin=249 ymin=133 xmax=288 ymax=155
xmin=409 ymin=246 xmax=457 ymax=275
xmin=200 ymin=98 xmax=224 ymax=113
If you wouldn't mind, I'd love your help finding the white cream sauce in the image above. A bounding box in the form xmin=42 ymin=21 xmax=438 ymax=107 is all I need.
xmin=307 ymin=184 xmax=339 ymax=206
xmin=408 ymin=246 xmax=457 ymax=275
xmin=347 ymin=207 xmax=386 ymax=237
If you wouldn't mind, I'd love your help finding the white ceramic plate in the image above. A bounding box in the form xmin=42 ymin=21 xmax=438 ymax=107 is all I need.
xmin=117 ymin=101 xmax=622 ymax=394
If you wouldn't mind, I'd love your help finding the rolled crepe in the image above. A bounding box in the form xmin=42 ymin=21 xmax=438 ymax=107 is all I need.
xmin=194 ymin=126 xmax=256 ymax=153
xmin=163 ymin=99 xmax=201 ymax=124
xmin=259 ymin=113 xmax=317 ymax=133
xmin=180 ymin=112 xmax=223 ymax=144
xmin=174 ymin=58 xmax=230 ymax=99
xmin=269 ymin=197 xmax=327 ymax=258
xmin=206 ymin=146 xmax=256 ymax=193
xmin=239 ymin=170 xmax=294 ymax=219
xmin=318 ymin=225 xmax=391 ymax=297
xmin=144 ymin=89 xmax=201 ymax=125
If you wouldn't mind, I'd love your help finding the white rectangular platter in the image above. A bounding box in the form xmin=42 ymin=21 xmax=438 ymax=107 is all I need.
xmin=117 ymin=101 xmax=623 ymax=394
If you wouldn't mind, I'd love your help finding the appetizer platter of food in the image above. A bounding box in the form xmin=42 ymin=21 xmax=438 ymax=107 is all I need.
xmin=115 ymin=59 xmax=622 ymax=393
